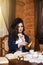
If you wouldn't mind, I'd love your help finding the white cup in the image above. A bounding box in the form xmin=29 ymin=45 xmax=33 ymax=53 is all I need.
xmin=29 ymin=50 xmax=34 ymax=54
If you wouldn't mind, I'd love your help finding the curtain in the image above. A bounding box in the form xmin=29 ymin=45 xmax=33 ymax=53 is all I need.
xmin=0 ymin=0 xmax=9 ymax=37
xmin=0 ymin=0 xmax=16 ymax=37
xmin=1 ymin=0 xmax=10 ymax=31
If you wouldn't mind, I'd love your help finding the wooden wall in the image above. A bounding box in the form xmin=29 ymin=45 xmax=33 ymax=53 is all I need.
xmin=16 ymin=0 xmax=35 ymax=48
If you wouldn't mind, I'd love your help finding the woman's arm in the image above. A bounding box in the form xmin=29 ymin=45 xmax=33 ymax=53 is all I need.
xmin=8 ymin=35 xmax=19 ymax=53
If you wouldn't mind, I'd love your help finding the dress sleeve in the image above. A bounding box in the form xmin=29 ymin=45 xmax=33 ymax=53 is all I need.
xmin=8 ymin=34 xmax=19 ymax=53
xmin=25 ymin=35 xmax=30 ymax=43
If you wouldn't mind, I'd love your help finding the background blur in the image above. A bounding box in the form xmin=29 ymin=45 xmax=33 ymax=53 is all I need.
xmin=0 ymin=0 xmax=43 ymax=56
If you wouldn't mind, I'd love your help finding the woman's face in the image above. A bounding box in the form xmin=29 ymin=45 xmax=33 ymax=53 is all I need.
xmin=18 ymin=23 xmax=24 ymax=33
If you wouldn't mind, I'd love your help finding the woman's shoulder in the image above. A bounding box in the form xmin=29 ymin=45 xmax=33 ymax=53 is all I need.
xmin=8 ymin=33 xmax=14 ymax=40
xmin=24 ymin=34 xmax=30 ymax=40
xmin=24 ymin=34 xmax=30 ymax=42
xmin=8 ymin=33 xmax=12 ymax=38
xmin=24 ymin=34 xmax=29 ymax=38
xmin=8 ymin=33 xmax=15 ymax=43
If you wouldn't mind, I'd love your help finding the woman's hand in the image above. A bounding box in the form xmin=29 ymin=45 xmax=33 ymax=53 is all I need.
xmin=18 ymin=34 xmax=25 ymax=42
xmin=18 ymin=42 xmax=28 ymax=47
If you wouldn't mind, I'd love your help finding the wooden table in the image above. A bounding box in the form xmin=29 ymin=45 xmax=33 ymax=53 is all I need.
xmin=9 ymin=59 xmax=43 ymax=65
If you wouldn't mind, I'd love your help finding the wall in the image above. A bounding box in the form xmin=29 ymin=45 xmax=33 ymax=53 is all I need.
xmin=16 ymin=0 xmax=35 ymax=48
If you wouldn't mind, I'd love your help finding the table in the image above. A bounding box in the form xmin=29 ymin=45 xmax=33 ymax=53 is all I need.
xmin=0 ymin=57 xmax=9 ymax=65
xmin=9 ymin=59 xmax=43 ymax=65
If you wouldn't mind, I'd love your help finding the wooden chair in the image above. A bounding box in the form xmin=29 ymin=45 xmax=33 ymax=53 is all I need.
xmin=0 ymin=35 xmax=9 ymax=56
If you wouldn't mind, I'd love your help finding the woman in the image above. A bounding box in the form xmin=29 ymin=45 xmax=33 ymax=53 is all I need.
xmin=8 ymin=18 xmax=32 ymax=53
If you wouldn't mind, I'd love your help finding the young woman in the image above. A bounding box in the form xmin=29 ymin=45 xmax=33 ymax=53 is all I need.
xmin=8 ymin=18 xmax=32 ymax=53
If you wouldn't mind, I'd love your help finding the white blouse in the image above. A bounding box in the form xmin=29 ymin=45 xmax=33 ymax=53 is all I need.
xmin=15 ymin=33 xmax=25 ymax=51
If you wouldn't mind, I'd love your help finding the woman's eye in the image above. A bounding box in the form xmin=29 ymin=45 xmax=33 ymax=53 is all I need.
xmin=18 ymin=26 xmax=23 ymax=28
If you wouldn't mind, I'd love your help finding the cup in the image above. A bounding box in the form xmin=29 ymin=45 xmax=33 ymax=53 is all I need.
xmin=29 ymin=49 xmax=34 ymax=54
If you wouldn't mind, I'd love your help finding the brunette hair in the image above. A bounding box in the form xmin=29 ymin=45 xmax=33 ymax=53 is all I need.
xmin=10 ymin=18 xmax=25 ymax=41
